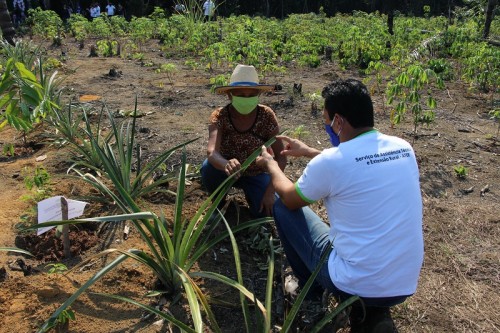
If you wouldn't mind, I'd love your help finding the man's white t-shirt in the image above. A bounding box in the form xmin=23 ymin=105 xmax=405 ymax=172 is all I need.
xmin=296 ymin=130 xmax=424 ymax=298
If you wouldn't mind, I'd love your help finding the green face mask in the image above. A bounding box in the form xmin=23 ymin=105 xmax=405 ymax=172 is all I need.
xmin=231 ymin=95 xmax=259 ymax=115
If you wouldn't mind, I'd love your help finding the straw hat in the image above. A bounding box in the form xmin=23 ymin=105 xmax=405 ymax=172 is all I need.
xmin=215 ymin=64 xmax=274 ymax=94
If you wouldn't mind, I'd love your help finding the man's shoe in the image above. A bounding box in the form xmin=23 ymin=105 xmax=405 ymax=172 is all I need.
xmin=349 ymin=306 xmax=397 ymax=333
xmin=365 ymin=307 xmax=397 ymax=333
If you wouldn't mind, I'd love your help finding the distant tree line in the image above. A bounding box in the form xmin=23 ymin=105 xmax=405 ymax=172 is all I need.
xmin=22 ymin=0 xmax=482 ymax=19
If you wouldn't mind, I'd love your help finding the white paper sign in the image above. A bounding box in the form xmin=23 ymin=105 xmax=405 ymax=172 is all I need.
xmin=37 ymin=196 xmax=88 ymax=236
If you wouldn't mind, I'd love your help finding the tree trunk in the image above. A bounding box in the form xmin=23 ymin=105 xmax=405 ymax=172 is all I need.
xmin=387 ymin=10 xmax=394 ymax=35
xmin=483 ymin=0 xmax=498 ymax=39
xmin=384 ymin=0 xmax=397 ymax=36
xmin=264 ymin=0 xmax=270 ymax=17
xmin=0 ymin=0 xmax=15 ymax=44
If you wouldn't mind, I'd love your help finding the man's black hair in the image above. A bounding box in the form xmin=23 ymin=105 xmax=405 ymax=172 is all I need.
xmin=321 ymin=79 xmax=374 ymax=128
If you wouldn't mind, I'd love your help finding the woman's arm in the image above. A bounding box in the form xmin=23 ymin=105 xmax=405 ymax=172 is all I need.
xmin=207 ymin=123 xmax=241 ymax=176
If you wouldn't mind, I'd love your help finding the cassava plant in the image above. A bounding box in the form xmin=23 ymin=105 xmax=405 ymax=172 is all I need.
xmin=0 ymin=55 xmax=62 ymax=144
xmin=386 ymin=63 xmax=444 ymax=136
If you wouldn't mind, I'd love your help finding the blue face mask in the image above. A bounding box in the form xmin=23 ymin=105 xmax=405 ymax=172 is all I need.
xmin=324 ymin=124 xmax=340 ymax=147
xmin=324 ymin=116 xmax=341 ymax=147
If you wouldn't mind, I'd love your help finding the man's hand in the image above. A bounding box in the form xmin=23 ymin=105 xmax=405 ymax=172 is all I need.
xmin=256 ymin=146 xmax=275 ymax=171
xmin=224 ymin=158 xmax=241 ymax=178
xmin=257 ymin=145 xmax=309 ymax=211
xmin=278 ymin=135 xmax=319 ymax=158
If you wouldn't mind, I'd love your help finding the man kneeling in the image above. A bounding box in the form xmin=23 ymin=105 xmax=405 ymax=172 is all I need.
xmin=256 ymin=79 xmax=424 ymax=332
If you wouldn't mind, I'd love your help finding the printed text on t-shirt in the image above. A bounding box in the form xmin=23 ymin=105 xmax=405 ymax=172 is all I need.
xmin=355 ymin=148 xmax=412 ymax=165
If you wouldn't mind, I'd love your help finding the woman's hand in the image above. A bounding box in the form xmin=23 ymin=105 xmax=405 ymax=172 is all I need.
xmin=224 ymin=158 xmax=241 ymax=178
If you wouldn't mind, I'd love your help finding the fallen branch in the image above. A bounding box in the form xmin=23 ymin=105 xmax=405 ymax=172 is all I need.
xmin=482 ymin=38 xmax=500 ymax=47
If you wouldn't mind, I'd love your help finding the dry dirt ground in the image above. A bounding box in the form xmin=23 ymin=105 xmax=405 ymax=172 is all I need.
xmin=0 ymin=37 xmax=499 ymax=333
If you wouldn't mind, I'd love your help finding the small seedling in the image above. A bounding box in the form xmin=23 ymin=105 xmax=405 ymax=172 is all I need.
xmin=46 ymin=263 xmax=68 ymax=274
xmin=48 ymin=308 xmax=76 ymax=333
xmin=21 ymin=166 xmax=53 ymax=205
xmin=454 ymin=165 xmax=468 ymax=179
xmin=2 ymin=143 xmax=15 ymax=156
xmin=307 ymin=92 xmax=323 ymax=117
xmin=131 ymin=52 xmax=144 ymax=61
xmin=290 ymin=125 xmax=310 ymax=140
xmin=23 ymin=166 xmax=51 ymax=191
xmin=210 ymin=74 xmax=229 ymax=93
xmin=156 ymin=63 xmax=177 ymax=84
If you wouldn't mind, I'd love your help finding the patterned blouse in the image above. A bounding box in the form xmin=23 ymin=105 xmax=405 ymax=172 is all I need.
xmin=209 ymin=104 xmax=279 ymax=176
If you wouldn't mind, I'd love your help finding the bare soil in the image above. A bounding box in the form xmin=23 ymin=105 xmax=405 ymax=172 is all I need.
xmin=0 ymin=38 xmax=499 ymax=333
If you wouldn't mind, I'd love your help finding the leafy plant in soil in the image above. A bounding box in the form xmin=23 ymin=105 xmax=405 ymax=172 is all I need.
xmin=454 ymin=165 xmax=468 ymax=179
xmin=386 ymin=63 xmax=444 ymax=136
xmin=67 ymin=100 xmax=193 ymax=208
xmin=25 ymin=8 xmax=63 ymax=42
xmin=25 ymin=137 xmax=278 ymax=332
xmin=0 ymin=49 xmax=62 ymax=145
xmin=21 ymin=165 xmax=53 ymax=204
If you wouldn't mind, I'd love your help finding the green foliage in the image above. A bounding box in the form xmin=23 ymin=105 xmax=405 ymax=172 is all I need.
xmin=45 ymin=102 xmax=104 ymax=170
xmin=28 ymin=138 xmax=278 ymax=332
xmin=290 ymin=125 xmax=310 ymax=140
xmin=298 ymin=54 xmax=321 ymax=68
xmin=96 ymin=40 xmax=118 ymax=57
xmin=67 ymin=102 xmax=195 ymax=207
xmin=26 ymin=8 xmax=63 ymax=41
xmin=184 ymin=59 xmax=200 ymax=70
xmin=209 ymin=74 xmax=229 ymax=93
xmin=67 ymin=14 xmax=88 ymax=42
xmin=386 ymin=63 xmax=444 ymax=134
xmin=454 ymin=165 xmax=468 ymax=179
xmin=23 ymin=166 xmax=51 ymax=191
xmin=43 ymin=57 xmax=63 ymax=71
xmin=43 ymin=308 xmax=76 ymax=332
xmin=129 ymin=17 xmax=156 ymax=50
xmin=427 ymin=58 xmax=453 ymax=80
xmin=46 ymin=263 xmax=68 ymax=274
xmin=307 ymin=91 xmax=324 ymax=113
xmin=2 ymin=143 xmax=15 ymax=156
xmin=131 ymin=52 xmax=144 ymax=61
xmin=86 ymin=17 xmax=112 ymax=39
xmin=0 ymin=56 xmax=62 ymax=141
xmin=109 ymin=15 xmax=130 ymax=36
xmin=21 ymin=165 xmax=52 ymax=205
xmin=462 ymin=42 xmax=499 ymax=92
xmin=0 ymin=39 xmax=41 ymax=69
xmin=156 ymin=63 xmax=177 ymax=84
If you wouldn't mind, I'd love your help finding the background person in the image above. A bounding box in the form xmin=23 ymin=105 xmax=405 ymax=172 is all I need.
xmin=256 ymin=79 xmax=424 ymax=332
xmin=12 ymin=0 xmax=26 ymax=27
xmin=202 ymin=0 xmax=215 ymax=21
xmin=174 ymin=3 xmax=186 ymax=14
xmin=105 ymin=1 xmax=115 ymax=16
xmin=90 ymin=2 xmax=100 ymax=19
xmin=201 ymin=64 xmax=286 ymax=218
